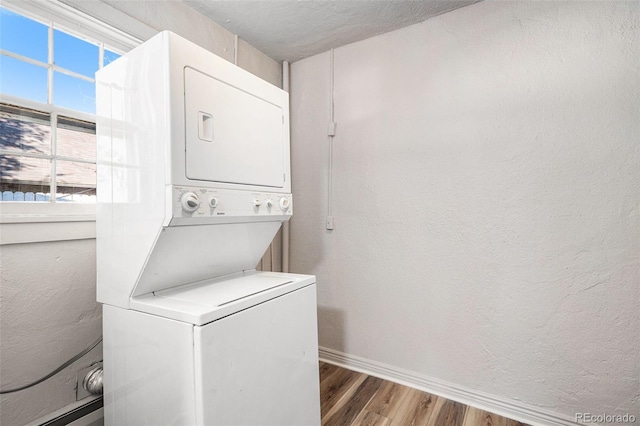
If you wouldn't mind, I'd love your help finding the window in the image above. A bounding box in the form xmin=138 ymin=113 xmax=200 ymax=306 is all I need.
xmin=0 ymin=5 xmax=125 ymax=203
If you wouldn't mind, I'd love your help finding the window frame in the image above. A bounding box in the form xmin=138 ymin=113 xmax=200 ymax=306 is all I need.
xmin=0 ymin=0 xmax=143 ymax=243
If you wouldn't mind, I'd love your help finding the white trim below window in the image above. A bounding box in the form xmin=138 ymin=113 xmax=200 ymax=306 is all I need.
xmin=0 ymin=202 xmax=96 ymax=245
xmin=0 ymin=201 xmax=95 ymax=222
xmin=0 ymin=220 xmax=95 ymax=245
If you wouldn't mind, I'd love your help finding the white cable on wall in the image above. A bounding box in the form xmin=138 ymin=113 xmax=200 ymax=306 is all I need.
xmin=0 ymin=337 xmax=102 ymax=394
xmin=326 ymin=49 xmax=335 ymax=230
xmin=233 ymin=34 xmax=238 ymax=65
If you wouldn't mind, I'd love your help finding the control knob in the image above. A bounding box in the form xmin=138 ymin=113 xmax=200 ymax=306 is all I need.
xmin=266 ymin=199 xmax=273 ymax=208
xmin=180 ymin=192 xmax=200 ymax=213
xmin=209 ymin=197 xmax=218 ymax=208
xmin=279 ymin=197 xmax=290 ymax=211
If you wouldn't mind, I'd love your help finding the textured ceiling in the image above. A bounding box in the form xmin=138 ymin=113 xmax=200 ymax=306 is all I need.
xmin=183 ymin=1 xmax=480 ymax=62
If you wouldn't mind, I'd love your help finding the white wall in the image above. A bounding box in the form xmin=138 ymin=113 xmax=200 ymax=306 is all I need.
xmin=0 ymin=2 xmax=282 ymax=424
xmin=290 ymin=0 xmax=639 ymax=422
xmin=0 ymin=240 xmax=101 ymax=424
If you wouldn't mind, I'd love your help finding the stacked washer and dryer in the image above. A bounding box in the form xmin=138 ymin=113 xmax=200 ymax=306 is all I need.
xmin=96 ymin=31 xmax=321 ymax=425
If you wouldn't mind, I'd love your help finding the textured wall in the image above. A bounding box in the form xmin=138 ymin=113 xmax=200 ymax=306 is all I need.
xmin=0 ymin=240 xmax=101 ymax=425
xmin=0 ymin=2 xmax=282 ymax=424
xmin=290 ymin=0 xmax=639 ymax=421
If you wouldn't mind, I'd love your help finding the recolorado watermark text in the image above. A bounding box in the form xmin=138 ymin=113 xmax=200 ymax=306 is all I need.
xmin=575 ymin=413 xmax=636 ymax=424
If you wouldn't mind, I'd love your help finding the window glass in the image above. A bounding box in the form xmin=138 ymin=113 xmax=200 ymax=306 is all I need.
xmin=56 ymin=160 xmax=96 ymax=202
xmin=0 ymin=154 xmax=51 ymax=200
xmin=0 ymin=104 xmax=51 ymax=155
xmin=0 ymin=55 xmax=48 ymax=103
xmin=103 ymin=50 xmax=121 ymax=66
xmin=53 ymin=72 xmax=95 ymax=114
xmin=54 ymin=28 xmax=99 ymax=77
xmin=0 ymin=6 xmax=132 ymax=205
xmin=57 ymin=116 xmax=96 ymax=161
xmin=0 ymin=8 xmax=48 ymax=63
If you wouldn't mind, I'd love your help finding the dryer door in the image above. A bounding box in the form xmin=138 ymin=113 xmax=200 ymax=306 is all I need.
xmin=184 ymin=67 xmax=285 ymax=188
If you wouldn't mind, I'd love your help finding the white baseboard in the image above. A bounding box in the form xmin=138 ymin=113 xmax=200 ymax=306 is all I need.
xmin=319 ymin=347 xmax=580 ymax=426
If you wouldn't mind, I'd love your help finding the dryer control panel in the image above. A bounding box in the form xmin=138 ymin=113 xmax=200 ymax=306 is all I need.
xmin=169 ymin=186 xmax=292 ymax=226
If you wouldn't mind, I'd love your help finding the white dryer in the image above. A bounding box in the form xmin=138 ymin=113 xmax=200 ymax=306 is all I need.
xmin=96 ymin=31 xmax=320 ymax=425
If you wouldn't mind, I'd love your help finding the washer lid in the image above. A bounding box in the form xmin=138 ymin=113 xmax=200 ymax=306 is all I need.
xmin=129 ymin=271 xmax=315 ymax=326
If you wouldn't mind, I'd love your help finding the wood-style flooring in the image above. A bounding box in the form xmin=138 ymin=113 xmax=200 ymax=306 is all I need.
xmin=319 ymin=362 xmax=528 ymax=426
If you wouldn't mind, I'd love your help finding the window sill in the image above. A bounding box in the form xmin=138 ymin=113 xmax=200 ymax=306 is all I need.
xmin=0 ymin=203 xmax=96 ymax=245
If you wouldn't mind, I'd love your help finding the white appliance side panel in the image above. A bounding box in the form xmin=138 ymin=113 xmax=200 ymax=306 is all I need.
xmin=96 ymin=32 xmax=169 ymax=309
xmin=131 ymin=221 xmax=282 ymax=297
xmin=103 ymin=305 xmax=196 ymax=426
xmin=184 ymin=67 xmax=285 ymax=188
xmin=194 ymin=284 xmax=321 ymax=426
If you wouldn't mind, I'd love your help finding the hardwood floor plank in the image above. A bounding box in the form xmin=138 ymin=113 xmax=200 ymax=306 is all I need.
xmin=352 ymin=410 xmax=392 ymax=426
xmin=324 ymin=376 xmax=384 ymax=426
xmin=363 ymin=380 xmax=413 ymax=419
xmin=317 ymin=363 xmax=528 ymax=426
xmin=464 ymin=407 xmax=496 ymax=426
xmin=320 ymin=367 xmax=368 ymax=419
xmin=463 ymin=406 xmax=529 ymax=426
xmin=428 ymin=398 xmax=466 ymax=426
xmin=322 ymin=373 xmax=368 ymax=423
xmin=389 ymin=388 xmax=439 ymax=426
xmin=463 ymin=407 xmax=504 ymax=426
xmin=319 ymin=361 xmax=339 ymax=383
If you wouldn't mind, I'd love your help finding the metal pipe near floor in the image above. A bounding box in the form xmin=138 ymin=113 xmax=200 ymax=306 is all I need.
xmin=83 ymin=366 xmax=104 ymax=395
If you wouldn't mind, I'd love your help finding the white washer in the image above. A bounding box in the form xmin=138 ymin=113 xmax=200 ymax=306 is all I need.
xmin=96 ymin=31 xmax=320 ymax=425
xmin=104 ymin=272 xmax=319 ymax=425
